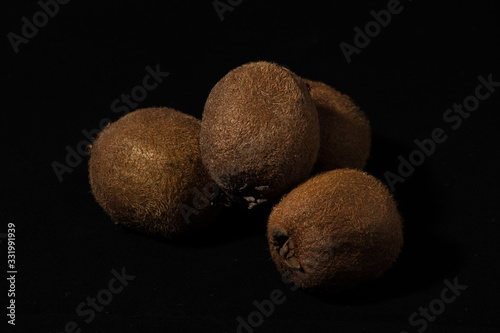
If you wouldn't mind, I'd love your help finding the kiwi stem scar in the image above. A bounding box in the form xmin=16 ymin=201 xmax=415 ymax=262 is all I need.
xmin=271 ymin=227 xmax=302 ymax=271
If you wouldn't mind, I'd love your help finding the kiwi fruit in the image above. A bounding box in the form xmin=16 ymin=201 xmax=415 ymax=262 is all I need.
xmin=200 ymin=61 xmax=320 ymax=208
xmin=88 ymin=107 xmax=221 ymax=239
xmin=303 ymin=79 xmax=371 ymax=172
xmin=267 ymin=169 xmax=403 ymax=292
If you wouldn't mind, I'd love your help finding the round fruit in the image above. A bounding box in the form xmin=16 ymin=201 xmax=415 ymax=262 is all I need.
xmin=200 ymin=61 xmax=320 ymax=208
xmin=267 ymin=169 xmax=403 ymax=291
xmin=303 ymin=79 xmax=371 ymax=171
xmin=89 ymin=107 xmax=220 ymax=238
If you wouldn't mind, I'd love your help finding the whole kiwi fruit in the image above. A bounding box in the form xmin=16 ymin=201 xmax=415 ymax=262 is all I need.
xmin=89 ymin=107 xmax=221 ymax=239
xmin=267 ymin=169 xmax=403 ymax=292
xmin=200 ymin=61 xmax=320 ymax=208
xmin=303 ymin=79 xmax=371 ymax=172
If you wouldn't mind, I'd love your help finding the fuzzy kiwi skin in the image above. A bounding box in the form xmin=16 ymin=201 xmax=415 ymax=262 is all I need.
xmin=200 ymin=61 xmax=320 ymax=208
xmin=88 ymin=107 xmax=221 ymax=239
xmin=267 ymin=169 xmax=403 ymax=292
xmin=303 ymin=79 xmax=371 ymax=172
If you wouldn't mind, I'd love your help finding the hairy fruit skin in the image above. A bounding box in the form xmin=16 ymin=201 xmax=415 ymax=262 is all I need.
xmin=303 ymin=79 xmax=371 ymax=172
xmin=267 ymin=169 xmax=403 ymax=292
xmin=201 ymin=61 xmax=320 ymax=208
xmin=89 ymin=107 xmax=220 ymax=238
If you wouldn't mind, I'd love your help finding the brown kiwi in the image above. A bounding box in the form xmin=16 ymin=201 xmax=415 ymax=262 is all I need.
xmin=200 ymin=61 xmax=320 ymax=208
xmin=267 ymin=169 xmax=403 ymax=292
xmin=88 ymin=107 xmax=221 ymax=239
xmin=303 ymin=79 xmax=371 ymax=172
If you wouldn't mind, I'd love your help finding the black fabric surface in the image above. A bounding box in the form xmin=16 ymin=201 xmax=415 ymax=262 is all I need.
xmin=3 ymin=1 xmax=500 ymax=332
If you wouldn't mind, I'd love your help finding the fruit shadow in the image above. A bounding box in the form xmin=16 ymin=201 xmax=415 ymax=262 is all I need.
xmin=156 ymin=200 xmax=273 ymax=248
xmin=310 ymin=134 xmax=465 ymax=305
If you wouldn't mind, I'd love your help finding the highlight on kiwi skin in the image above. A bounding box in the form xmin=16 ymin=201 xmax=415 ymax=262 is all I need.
xmin=302 ymin=78 xmax=371 ymax=172
xmin=88 ymin=107 xmax=221 ymax=239
xmin=200 ymin=61 xmax=321 ymax=209
xmin=267 ymin=168 xmax=403 ymax=292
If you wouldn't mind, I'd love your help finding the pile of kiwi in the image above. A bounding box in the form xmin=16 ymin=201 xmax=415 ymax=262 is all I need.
xmin=88 ymin=61 xmax=403 ymax=292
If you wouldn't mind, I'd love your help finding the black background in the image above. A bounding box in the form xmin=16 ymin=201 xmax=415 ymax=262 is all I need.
xmin=3 ymin=0 xmax=500 ymax=332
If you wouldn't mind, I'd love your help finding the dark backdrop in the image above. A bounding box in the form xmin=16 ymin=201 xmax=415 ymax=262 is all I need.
xmin=3 ymin=0 xmax=500 ymax=332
